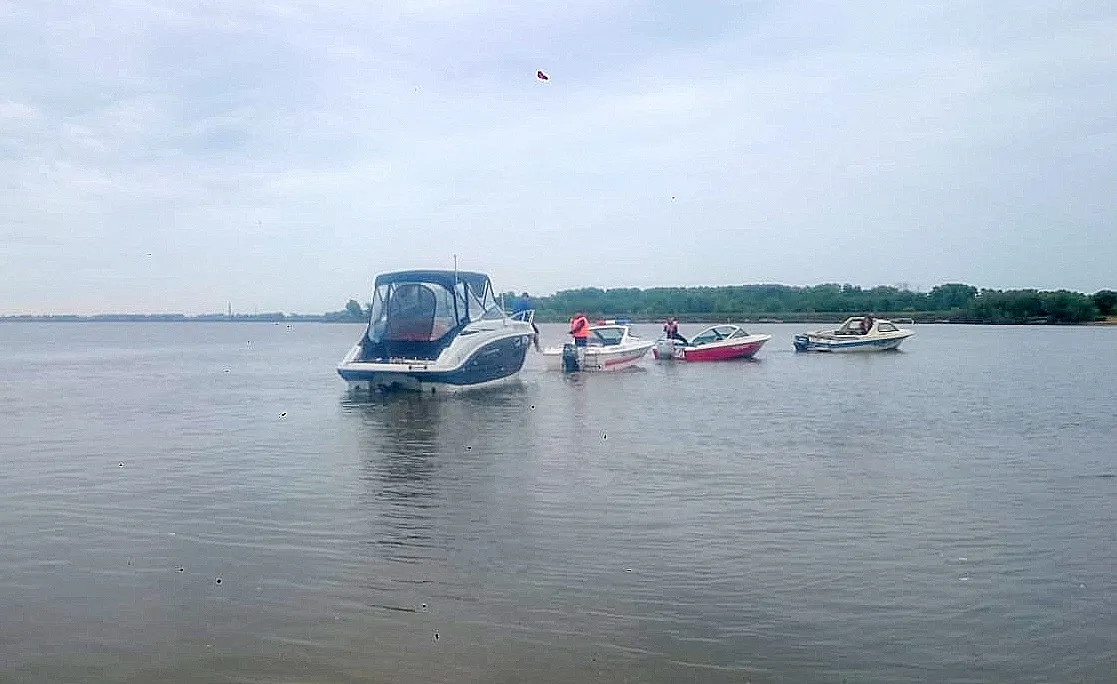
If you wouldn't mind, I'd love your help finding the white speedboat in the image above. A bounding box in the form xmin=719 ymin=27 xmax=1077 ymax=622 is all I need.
xmin=542 ymin=325 xmax=654 ymax=372
xmin=793 ymin=316 xmax=914 ymax=352
xmin=337 ymin=270 xmax=538 ymax=393
xmin=653 ymin=324 xmax=771 ymax=361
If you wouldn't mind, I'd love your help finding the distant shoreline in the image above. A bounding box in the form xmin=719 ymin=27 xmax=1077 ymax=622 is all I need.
xmin=3 ymin=313 xmax=1114 ymax=326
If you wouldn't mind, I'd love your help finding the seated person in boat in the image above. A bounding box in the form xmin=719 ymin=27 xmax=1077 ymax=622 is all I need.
xmin=859 ymin=315 xmax=874 ymax=334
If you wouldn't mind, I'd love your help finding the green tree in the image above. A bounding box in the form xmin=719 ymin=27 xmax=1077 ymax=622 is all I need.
xmin=928 ymin=284 xmax=977 ymax=310
xmin=344 ymin=299 xmax=365 ymax=320
xmin=1093 ymin=290 xmax=1117 ymax=317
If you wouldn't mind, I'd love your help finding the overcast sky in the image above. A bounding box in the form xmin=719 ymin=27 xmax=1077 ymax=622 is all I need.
xmin=2 ymin=1 xmax=1114 ymax=314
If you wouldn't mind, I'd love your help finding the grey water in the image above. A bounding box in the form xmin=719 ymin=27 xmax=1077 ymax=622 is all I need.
xmin=1 ymin=322 xmax=1115 ymax=683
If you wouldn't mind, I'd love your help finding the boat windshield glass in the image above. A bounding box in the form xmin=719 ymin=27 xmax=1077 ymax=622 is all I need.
xmin=877 ymin=322 xmax=898 ymax=332
xmin=691 ymin=326 xmax=735 ymax=346
xmin=366 ymin=281 xmax=460 ymax=344
xmin=462 ymin=278 xmax=505 ymax=322
xmin=590 ymin=327 xmax=624 ymax=346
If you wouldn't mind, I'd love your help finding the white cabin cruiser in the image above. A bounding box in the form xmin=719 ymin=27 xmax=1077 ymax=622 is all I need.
xmin=793 ymin=316 xmax=914 ymax=352
xmin=542 ymin=325 xmax=654 ymax=372
xmin=337 ymin=270 xmax=537 ymax=393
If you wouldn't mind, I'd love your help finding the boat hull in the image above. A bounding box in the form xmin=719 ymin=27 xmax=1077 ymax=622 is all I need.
xmin=542 ymin=342 xmax=654 ymax=372
xmin=653 ymin=335 xmax=770 ymax=361
xmin=338 ymin=333 xmax=531 ymax=393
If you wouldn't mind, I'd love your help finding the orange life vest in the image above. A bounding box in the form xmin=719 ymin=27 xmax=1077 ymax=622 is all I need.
xmin=570 ymin=315 xmax=590 ymax=339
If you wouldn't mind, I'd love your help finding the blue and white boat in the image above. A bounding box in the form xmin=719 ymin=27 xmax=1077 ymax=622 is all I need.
xmin=337 ymin=270 xmax=537 ymax=393
xmin=793 ymin=316 xmax=914 ymax=352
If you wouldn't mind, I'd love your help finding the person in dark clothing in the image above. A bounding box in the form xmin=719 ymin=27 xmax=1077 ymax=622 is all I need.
xmin=664 ymin=317 xmax=688 ymax=346
xmin=514 ymin=293 xmax=542 ymax=351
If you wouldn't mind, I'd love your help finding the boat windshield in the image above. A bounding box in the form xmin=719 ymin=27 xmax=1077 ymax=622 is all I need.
xmin=837 ymin=317 xmax=869 ymax=334
xmin=463 ymin=278 xmax=505 ymax=323
xmin=690 ymin=325 xmax=739 ymax=346
xmin=590 ymin=326 xmax=625 ymax=346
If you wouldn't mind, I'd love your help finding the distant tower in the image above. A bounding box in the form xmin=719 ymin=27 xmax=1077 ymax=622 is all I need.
xmin=227 ymin=302 xmax=232 ymax=318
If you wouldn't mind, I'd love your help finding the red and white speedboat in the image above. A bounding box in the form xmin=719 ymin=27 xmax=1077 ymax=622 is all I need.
xmin=653 ymin=324 xmax=771 ymax=361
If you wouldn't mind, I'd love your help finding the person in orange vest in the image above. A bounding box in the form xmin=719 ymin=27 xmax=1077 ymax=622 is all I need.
xmin=569 ymin=311 xmax=590 ymax=367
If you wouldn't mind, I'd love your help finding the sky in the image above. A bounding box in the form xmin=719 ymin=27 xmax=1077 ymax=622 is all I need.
xmin=2 ymin=0 xmax=1115 ymax=315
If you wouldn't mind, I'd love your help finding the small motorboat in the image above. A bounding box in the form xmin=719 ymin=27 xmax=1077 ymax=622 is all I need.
xmin=793 ymin=316 xmax=914 ymax=352
xmin=653 ymin=324 xmax=771 ymax=361
xmin=542 ymin=325 xmax=654 ymax=372
xmin=337 ymin=270 xmax=538 ymax=393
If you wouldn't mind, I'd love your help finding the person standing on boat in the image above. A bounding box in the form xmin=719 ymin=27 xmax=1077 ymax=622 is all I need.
xmin=514 ymin=293 xmax=542 ymax=352
xmin=569 ymin=311 xmax=590 ymax=366
xmin=513 ymin=292 xmax=532 ymax=316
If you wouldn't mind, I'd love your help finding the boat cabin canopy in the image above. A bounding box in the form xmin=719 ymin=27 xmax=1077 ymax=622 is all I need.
xmin=836 ymin=316 xmax=873 ymax=335
xmin=690 ymin=325 xmax=748 ymax=347
xmin=361 ymin=270 xmax=505 ymax=360
xmin=835 ymin=316 xmax=899 ymax=335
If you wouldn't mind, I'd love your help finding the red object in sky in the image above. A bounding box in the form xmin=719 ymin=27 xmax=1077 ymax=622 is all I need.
xmin=536 ymin=70 xmax=549 ymax=80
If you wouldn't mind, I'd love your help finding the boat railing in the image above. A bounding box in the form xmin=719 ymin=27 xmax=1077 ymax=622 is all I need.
xmin=509 ymin=309 xmax=535 ymax=324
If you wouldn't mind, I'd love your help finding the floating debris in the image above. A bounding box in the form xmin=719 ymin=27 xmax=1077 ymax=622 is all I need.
xmin=215 ymin=577 xmax=222 ymax=585
xmin=280 ymin=412 xmax=287 ymax=418
xmin=118 ymin=462 xmax=124 ymax=467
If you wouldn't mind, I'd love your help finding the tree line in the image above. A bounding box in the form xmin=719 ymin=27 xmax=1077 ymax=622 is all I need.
xmin=332 ymin=285 xmax=1115 ymax=325
xmin=497 ymin=284 xmax=1117 ymax=325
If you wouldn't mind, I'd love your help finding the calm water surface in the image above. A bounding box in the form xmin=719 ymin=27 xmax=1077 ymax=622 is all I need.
xmin=1 ymin=322 xmax=1115 ymax=683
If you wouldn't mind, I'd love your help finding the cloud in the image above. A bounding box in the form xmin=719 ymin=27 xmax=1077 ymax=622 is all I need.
xmin=1 ymin=0 xmax=1115 ymax=314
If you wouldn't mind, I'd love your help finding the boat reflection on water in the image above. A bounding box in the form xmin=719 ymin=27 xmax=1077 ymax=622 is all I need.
xmin=344 ymin=396 xmax=447 ymax=563
xmin=341 ymin=389 xmax=534 ymax=563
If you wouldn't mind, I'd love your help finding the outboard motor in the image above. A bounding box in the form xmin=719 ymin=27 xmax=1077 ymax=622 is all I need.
xmin=561 ymin=343 xmax=581 ymax=373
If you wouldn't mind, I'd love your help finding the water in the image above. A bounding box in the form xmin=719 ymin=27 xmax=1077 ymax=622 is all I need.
xmin=1 ymin=322 xmax=1115 ymax=683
